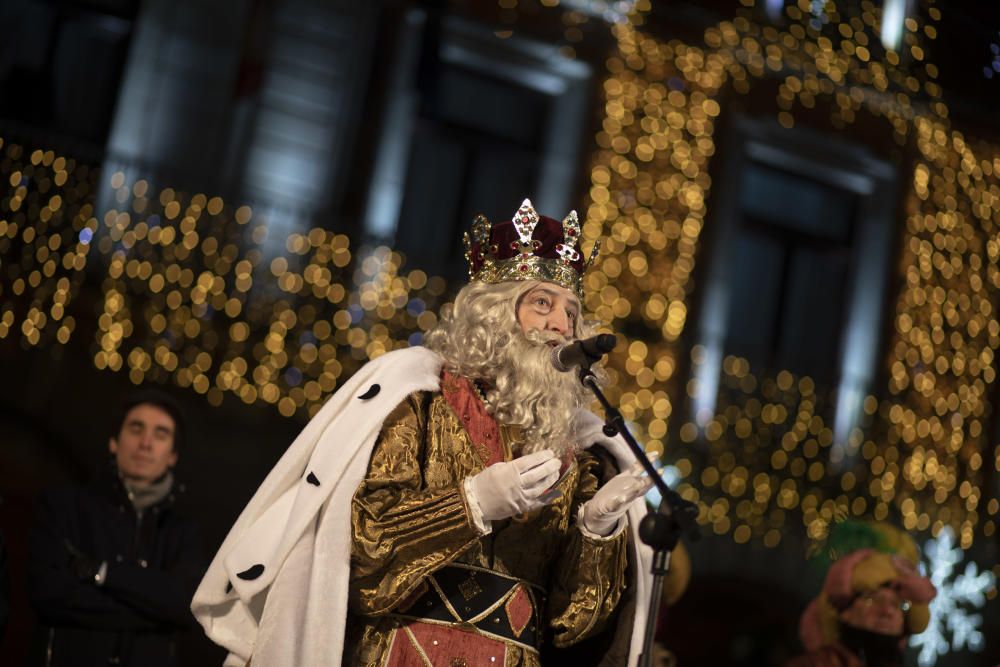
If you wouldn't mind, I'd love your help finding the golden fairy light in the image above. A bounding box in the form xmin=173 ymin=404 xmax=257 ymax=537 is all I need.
xmin=583 ymin=0 xmax=998 ymax=548
xmin=0 ymin=142 xmax=449 ymax=419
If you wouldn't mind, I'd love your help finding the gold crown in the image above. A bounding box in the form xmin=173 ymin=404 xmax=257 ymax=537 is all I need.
xmin=463 ymin=199 xmax=599 ymax=297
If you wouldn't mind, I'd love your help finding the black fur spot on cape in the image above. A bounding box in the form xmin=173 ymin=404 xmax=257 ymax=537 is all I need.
xmin=358 ymin=384 xmax=381 ymax=400
xmin=236 ymin=564 xmax=265 ymax=581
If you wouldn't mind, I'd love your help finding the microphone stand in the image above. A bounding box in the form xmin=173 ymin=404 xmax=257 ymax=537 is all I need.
xmin=576 ymin=365 xmax=699 ymax=667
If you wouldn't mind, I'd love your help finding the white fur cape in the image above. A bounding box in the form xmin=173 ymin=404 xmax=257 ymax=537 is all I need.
xmin=191 ymin=346 xmax=653 ymax=666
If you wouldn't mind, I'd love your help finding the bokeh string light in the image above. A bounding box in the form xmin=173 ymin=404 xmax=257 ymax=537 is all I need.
xmin=491 ymin=0 xmax=650 ymax=57
xmin=0 ymin=142 xmax=450 ymax=419
xmin=583 ymin=0 xmax=1000 ymax=548
xmin=667 ymin=350 xmax=879 ymax=548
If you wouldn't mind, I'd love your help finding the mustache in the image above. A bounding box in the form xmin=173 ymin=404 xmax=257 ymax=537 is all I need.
xmin=523 ymin=329 xmax=569 ymax=347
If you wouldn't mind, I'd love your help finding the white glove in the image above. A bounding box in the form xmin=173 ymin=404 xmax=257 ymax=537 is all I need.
xmin=466 ymin=449 xmax=562 ymax=524
xmin=580 ymin=460 xmax=654 ymax=537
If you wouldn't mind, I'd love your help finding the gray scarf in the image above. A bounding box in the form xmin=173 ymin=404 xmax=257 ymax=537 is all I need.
xmin=122 ymin=470 xmax=174 ymax=513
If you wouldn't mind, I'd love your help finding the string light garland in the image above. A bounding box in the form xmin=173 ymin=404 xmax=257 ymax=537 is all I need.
xmin=582 ymin=0 xmax=1000 ymax=548
xmin=0 ymin=141 xmax=450 ymax=419
xmin=491 ymin=0 xmax=651 ymax=57
xmin=668 ymin=351 xmax=879 ymax=548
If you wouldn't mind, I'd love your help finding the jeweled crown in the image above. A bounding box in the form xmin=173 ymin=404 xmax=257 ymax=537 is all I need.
xmin=463 ymin=199 xmax=599 ymax=297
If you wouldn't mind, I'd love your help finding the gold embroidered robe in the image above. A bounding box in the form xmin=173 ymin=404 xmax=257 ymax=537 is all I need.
xmin=344 ymin=375 xmax=630 ymax=666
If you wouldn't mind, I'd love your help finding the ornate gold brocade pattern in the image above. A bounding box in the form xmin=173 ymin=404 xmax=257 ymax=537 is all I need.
xmin=345 ymin=390 xmax=629 ymax=666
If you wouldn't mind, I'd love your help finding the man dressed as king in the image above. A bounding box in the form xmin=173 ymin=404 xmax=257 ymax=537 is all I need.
xmin=192 ymin=199 xmax=657 ymax=666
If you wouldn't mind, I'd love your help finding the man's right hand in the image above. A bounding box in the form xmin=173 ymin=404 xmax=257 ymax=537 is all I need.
xmin=466 ymin=449 xmax=562 ymax=522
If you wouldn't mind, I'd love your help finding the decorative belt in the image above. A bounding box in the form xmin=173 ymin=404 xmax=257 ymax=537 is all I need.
xmin=389 ymin=563 xmax=545 ymax=652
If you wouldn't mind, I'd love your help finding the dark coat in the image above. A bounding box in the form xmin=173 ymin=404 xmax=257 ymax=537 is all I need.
xmin=27 ymin=462 xmax=204 ymax=667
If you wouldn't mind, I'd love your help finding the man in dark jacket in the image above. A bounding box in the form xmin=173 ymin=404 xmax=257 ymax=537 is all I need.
xmin=28 ymin=389 xmax=204 ymax=667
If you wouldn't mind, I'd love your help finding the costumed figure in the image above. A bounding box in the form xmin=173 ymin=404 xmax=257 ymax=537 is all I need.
xmin=787 ymin=521 xmax=937 ymax=667
xmin=192 ymin=199 xmax=659 ymax=666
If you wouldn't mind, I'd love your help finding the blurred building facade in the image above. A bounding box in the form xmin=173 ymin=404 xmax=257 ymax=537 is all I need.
xmin=0 ymin=0 xmax=998 ymax=665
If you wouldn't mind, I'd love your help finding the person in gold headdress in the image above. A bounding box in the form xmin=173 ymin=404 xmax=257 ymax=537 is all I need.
xmin=192 ymin=200 xmax=658 ymax=666
xmin=787 ymin=521 xmax=936 ymax=667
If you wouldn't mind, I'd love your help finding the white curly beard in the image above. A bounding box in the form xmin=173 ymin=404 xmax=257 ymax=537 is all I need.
xmin=484 ymin=328 xmax=589 ymax=455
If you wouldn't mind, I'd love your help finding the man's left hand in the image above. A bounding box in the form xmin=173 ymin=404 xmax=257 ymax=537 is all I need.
xmin=579 ymin=460 xmax=654 ymax=536
xmin=64 ymin=539 xmax=103 ymax=583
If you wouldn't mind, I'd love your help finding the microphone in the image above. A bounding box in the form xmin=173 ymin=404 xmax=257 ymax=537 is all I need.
xmin=550 ymin=334 xmax=617 ymax=372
